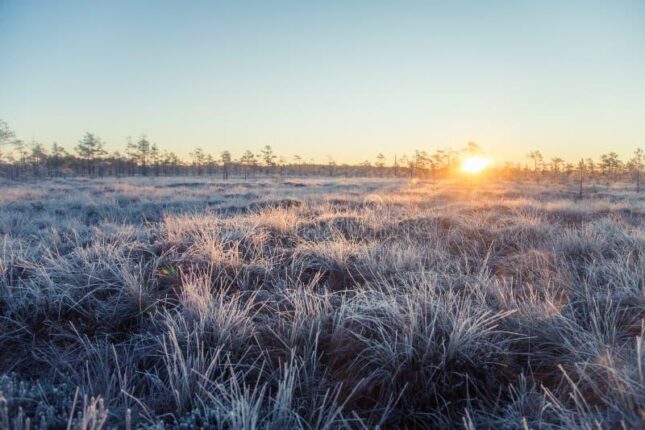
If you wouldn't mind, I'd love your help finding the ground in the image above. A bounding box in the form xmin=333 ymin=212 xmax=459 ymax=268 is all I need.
xmin=0 ymin=176 xmax=643 ymax=429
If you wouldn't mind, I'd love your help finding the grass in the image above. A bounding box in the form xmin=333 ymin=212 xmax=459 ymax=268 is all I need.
xmin=0 ymin=176 xmax=643 ymax=429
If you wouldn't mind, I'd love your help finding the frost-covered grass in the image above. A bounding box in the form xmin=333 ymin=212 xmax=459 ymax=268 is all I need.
xmin=0 ymin=176 xmax=643 ymax=429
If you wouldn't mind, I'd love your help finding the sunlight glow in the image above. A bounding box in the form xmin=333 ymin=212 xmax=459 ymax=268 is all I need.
xmin=461 ymin=156 xmax=492 ymax=174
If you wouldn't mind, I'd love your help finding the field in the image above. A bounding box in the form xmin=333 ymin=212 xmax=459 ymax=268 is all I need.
xmin=0 ymin=177 xmax=643 ymax=429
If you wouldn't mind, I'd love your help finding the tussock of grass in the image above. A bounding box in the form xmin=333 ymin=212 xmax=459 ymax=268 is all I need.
xmin=0 ymin=177 xmax=643 ymax=429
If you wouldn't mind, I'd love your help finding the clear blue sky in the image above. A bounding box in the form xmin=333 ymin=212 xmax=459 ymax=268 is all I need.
xmin=1 ymin=0 xmax=643 ymax=163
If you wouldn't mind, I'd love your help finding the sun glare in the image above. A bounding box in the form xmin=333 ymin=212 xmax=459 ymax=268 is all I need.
xmin=460 ymin=155 xmax=492 ymax=174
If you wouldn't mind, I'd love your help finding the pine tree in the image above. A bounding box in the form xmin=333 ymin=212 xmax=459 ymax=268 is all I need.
xmin=631 ymin=148 xmax=643 ymax=192
xmin=261 ymin=145 xmax=276 ymax=174
xmin=527 ymin=151 xmax=543 ymax=184
xmin=240 ymin=150 xmax=256 ymax=179
xmin=75 ymin=133 xmax=106 ymax=176
xmin=221 ymin=150 xmax=232 ymax=179
xmin=375 ymin=153 xmax=386 ymax=177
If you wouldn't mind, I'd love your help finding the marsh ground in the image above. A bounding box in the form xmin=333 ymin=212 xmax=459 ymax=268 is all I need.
xmin=0 ymin=177 xmax=643 ymax=429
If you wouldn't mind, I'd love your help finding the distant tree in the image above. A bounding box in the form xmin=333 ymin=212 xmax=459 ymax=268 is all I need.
xmin=446 ymin=148 xmax=460 ymax=172
xmin=190 ymin=147 xmax=206 ymax=175
xmin=75 ymin=133 xmax=106 ymax=176
xmin=150 ymin=142 xmax=160 ymax=176
xmin=398 ymin=154 xmax=410 ymax=178
xmin=431 ymin=150 xmax=447 ymax=177
xmin=328 ymin=156 xmax=336 ymax=177
xmin=600 ymin=152 xmax=622 ymax=183
xmin=163 ymin=151 xmax=181 ymax=175
xmin=630 ymin=147 xmax=643 ymax=192
xmin=124 ymin=136 xmax=136 ymax=174
xmin=600 ymin=154 xmax=609 ymax=177
xmin=240 ymin=150 xmax=256 ymax=179
xmin=261 ymin=145 xmax=276 ymax=174
xmin=527 ymin=151 xmax=543 ymax=183
xmin=221 ymin=150 xmax=232 ymax=179
xmin=278 ymin=156 xmax=287 ymax=176
xmin=613 ymin=154 xmax=624 ymax=180
xmin=585 ymin=158 xmax=596 ymax=179
xmin=109 ymin=150 xmax=123 ymax=177
xmin=0 ymin=119 xmax=15 ymax=164
xmin=203 ymin=153 xmax=214 ymax=175
xmin=49 ymin=142 xmax=67 ymax=177
xmin=464 ymin=141 xmax=482 ymax=155
xmin=127 ymin=135 xmax=152 ymax=176
xmin=0 ymin=119 xmax=13 ymax=143
xmin=577 ymin=159 xmax=586 ymax=198
xmin=293 ymin=154 xmax=302 ymax=176
xmin=550 ymin=157 xmax=564 ymax=183
xmin=12 ymin=139 xmax=28 ymax=177
xmin=414 ymin=150 xmax=430 ymax=178
xmin=29 ymin=141 xmax=47 ymax=176
xmin=375 ymin=153 xmax=386 ymax=177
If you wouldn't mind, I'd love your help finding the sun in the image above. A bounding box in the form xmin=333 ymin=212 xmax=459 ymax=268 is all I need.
xmin=461 ymin=155 xmax=492 ymax=174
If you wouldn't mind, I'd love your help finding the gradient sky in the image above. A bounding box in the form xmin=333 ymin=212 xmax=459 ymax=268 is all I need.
xmin=1 ymin=0 xmax=644 ymax=164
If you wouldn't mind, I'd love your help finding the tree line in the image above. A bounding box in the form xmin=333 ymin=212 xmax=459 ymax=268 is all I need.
xmin=0 ymin=119 xmax=641 ymax=191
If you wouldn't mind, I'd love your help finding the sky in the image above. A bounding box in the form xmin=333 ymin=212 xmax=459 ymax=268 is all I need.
xmin=1 ymin=0 xmax=644 ymax=164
